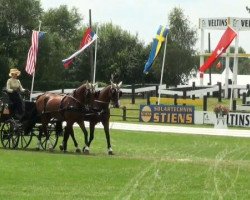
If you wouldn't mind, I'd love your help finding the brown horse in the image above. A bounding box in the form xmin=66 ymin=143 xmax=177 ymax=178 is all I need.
xmin=82 ymin=81 xmax=122 ymax=155
xmin=35 ymin=81 xmax=96 ymax=152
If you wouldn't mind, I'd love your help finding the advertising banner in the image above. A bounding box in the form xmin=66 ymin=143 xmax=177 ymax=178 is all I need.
xmin=199 ymin=17 xmax=250 ymax=31
xmin=139 ymin=105 xmax=194 ymax=124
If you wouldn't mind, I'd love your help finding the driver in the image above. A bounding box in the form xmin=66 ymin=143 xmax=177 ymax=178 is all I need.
xmin=6 ymin=68 xmax=27 ymax=120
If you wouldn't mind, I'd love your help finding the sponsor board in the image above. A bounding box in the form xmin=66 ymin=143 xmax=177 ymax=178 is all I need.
xmin=195 ymin=111 xmax=250 ymax=127
xmin=140 ymin=105 xmax=194 ymax=124
xmin=227 ymin=112 xmax=250 ymax=127
xmin=199 ymin=17 xmax=250 ymax=31
xmin=195 ymin=111 xmax=216 ymax=125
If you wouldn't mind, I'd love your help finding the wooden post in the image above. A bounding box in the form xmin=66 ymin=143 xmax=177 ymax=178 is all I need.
xmin=174 ymin=94 xmax=178 ymax=105
xmin=155 ymin=85 xmax=158 ymax=97
xmin=243 ymin=92 xmax=246 ymax=104
xmin=131 ymin=84 xmax=135 ymax=104
xmin=122 ymin=106 xmax=126 ymax=121
xmin=217 ymin=82 xmax=222 ymax=102
xmin=247 ymin=84 xmax=250 ymax=98
xmin=192 ymin=82 xmax=195 ymax=100
xmin=203 ymin=96 xmax=207 ymax=111
xmin=146 ymin=92 xmax=150 ymax=105
xmin=228 ymin=79 xmax=232 ymax=99
xmin=232 ymin=100 xmax=236 ymax=111
xmin=183 ymin=90 xmax=186 ymax=99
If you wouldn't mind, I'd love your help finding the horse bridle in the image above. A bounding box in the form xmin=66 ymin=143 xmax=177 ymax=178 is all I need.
xmin=94 ymin=87 xmax=121 ymax=105
xmin=72 ymin=87 xmax=94 ymax=107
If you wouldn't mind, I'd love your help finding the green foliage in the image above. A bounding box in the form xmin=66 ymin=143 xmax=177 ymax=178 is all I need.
xmin=0 ymin=0 xmax=42 ymax=88
xmin=0 ymin=3 xmax=200 ymax=90
xmin=95 ymin=23 xmax=148 ymax=84
xmin=36 ymin=6 xmax=83 ymax=87
xmin=208 ymin=46 xmax=250 ymax=75
xmin=147 ymin=7 xmax=198 ymax=86
xmin=166 ymin=7 xmax=198 ymax=85
xmin=3 ymin=3 xmax=249 ymax=92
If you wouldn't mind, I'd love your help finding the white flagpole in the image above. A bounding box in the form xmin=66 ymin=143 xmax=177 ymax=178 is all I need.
xmin=157 ymin=35 xmax=168 ymax=105
xmin=230 ymin=30 xmax=239 ymax=110
xmin=30 ymin=20 xmax=41 ymax=101
xmin=93 ymin=25 xmax=98 ymax=84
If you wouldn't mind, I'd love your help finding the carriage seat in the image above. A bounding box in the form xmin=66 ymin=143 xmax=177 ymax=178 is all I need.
xmin=1 ymin=88 xmax=11 ymax=105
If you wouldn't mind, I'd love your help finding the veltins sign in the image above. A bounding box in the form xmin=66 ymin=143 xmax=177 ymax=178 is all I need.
xmin=199 ymin=17 xmax=250 ymax=31
xmin=139 ymin=105 xmax=194 ymax=124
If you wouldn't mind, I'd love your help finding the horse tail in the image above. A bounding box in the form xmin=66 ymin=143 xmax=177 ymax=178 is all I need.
xmin=43 ymin=96 xmax=50 ymax=113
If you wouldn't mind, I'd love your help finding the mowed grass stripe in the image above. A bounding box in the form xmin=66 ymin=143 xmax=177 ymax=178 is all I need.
xmin=0 ymin=128 xmax=250 ymax=200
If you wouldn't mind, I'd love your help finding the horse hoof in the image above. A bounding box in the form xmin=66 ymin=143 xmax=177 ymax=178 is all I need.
xmin=83 ymin=149 xmax=90 ymax=155
xmin=63 ymin=150 xmax=68 ymax=153
xmin=59 ymin=144 xmax=63 ymax=151
xmin=49 ymin=148 xmax=54 ymax=152
xmin=75 ymin=148 xmax=81 ymax=153
xmin=108 ymin=151 xmax=114 ymax=155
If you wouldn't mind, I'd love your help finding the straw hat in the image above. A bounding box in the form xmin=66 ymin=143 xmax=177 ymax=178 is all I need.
xmin=9 ymin=68 xmax=21 ymax=77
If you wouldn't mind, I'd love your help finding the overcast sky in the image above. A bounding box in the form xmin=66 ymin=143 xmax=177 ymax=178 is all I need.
xmin=40 ymin=0 xmax=250 ymax=53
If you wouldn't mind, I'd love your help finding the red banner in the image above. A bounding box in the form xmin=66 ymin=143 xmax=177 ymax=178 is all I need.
xmin=199 ymin=26 xmax=237 ymax=73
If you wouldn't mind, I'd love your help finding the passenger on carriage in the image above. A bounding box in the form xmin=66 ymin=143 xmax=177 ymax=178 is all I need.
xmin=6 ymin=68 xmax=28 ymax=120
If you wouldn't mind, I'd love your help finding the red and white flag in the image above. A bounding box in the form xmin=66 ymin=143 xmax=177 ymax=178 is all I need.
xmin=25 ymin=31 xmax=39 ymax=75
xmin=199 ymin=26 xmax=237 ymax=73
xmin=62 ymin=27 xmax=98 ymax=69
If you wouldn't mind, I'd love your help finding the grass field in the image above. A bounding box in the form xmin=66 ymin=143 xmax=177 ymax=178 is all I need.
xmin=1 ymin=128 xmax=250 ymax=200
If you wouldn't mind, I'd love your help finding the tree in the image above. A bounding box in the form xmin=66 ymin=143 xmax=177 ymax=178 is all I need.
xmin=0 ymin=0 xmax=42 ymax=88
xmin=150 ymin=7 xmax=198 ymax=86
xmin=88 ymin=22 xmax=148 ymax=84
xmin=208 ymin=46 xmax=250 ymax=75
xmin=34 ymin=5 xmax=83 ymax=89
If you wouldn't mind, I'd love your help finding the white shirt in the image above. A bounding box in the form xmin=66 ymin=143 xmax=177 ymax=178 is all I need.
xmin=6 ymin=78 xmax=25 ymax=93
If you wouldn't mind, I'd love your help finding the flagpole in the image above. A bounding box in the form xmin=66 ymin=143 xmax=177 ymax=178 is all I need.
xmin=157 ymin=35 xmax=168 ymax=105
xmin=230 ymin=30 xmax=239 ymax=110
xmin=93 ymin=24 xmax=98 ymax=84
xmin=30 ymin=20 xmax=41 ymax=101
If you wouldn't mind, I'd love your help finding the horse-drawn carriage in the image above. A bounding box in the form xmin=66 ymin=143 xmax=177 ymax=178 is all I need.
xmin=0 ymin=89 xmax=61 ymax=150
xmin=0 ymin=81 xmax=122 ymax=154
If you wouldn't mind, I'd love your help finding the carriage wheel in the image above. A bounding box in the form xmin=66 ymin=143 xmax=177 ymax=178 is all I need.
xmin=0 ymin=120 xmax=19 ymax=149
xmin=18 ymin=129 xmax=33 ymax=149
xmin=40 ymin=122 xmax=59 ymax=150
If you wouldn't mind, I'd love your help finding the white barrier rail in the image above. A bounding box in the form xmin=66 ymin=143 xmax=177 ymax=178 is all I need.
xmin=30 ymin=83 xmax=248 ymax=100
xmin=30 ymin=85 xmax=166 ymax=99
xmin=158 ymin=85 xmax=219 ymax=97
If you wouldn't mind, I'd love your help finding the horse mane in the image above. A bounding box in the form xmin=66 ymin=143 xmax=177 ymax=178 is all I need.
xmin=99 ymin=85 xmax=111 ymax=95
xmin=36 ymin=94 xmax=43 ymax=101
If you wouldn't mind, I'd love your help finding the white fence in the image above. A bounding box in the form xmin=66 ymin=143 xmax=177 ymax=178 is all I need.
xmin=158 ymin=85 xmax=219 ymax=98
xmin=30 ymin=83 xmax=249 ymax=101
xmin=30 ymin=84 xmax=167 ymax=100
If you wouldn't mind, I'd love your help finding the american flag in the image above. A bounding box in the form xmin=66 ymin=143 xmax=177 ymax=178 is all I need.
xmin=25 ymin=31 xmax=39 ymax=75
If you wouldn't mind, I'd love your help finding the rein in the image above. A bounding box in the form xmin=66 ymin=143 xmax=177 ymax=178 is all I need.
xmin=68 ymin=95 xmax=82 ymax=106
xmin=71 ymin=89 xmax=82 ymax=105
xmin=94 ymin=99 xmax=109 ymax=104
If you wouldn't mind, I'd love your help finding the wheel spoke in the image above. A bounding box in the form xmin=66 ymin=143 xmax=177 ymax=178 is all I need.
xmin=1 ymin=121 xmax=19 ymax=149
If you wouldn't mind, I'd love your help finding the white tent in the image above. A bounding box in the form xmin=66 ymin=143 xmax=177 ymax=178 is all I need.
xmin=187 ymin=68 xmax=250 ymax=86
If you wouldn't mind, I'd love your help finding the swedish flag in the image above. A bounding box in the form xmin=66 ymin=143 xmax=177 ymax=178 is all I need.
xmin=143 ymin=26 xmax=169 ymax=74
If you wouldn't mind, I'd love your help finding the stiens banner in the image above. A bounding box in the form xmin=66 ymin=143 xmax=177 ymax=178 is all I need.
xmin=139 ymin=105 xmax=194 ymax=124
